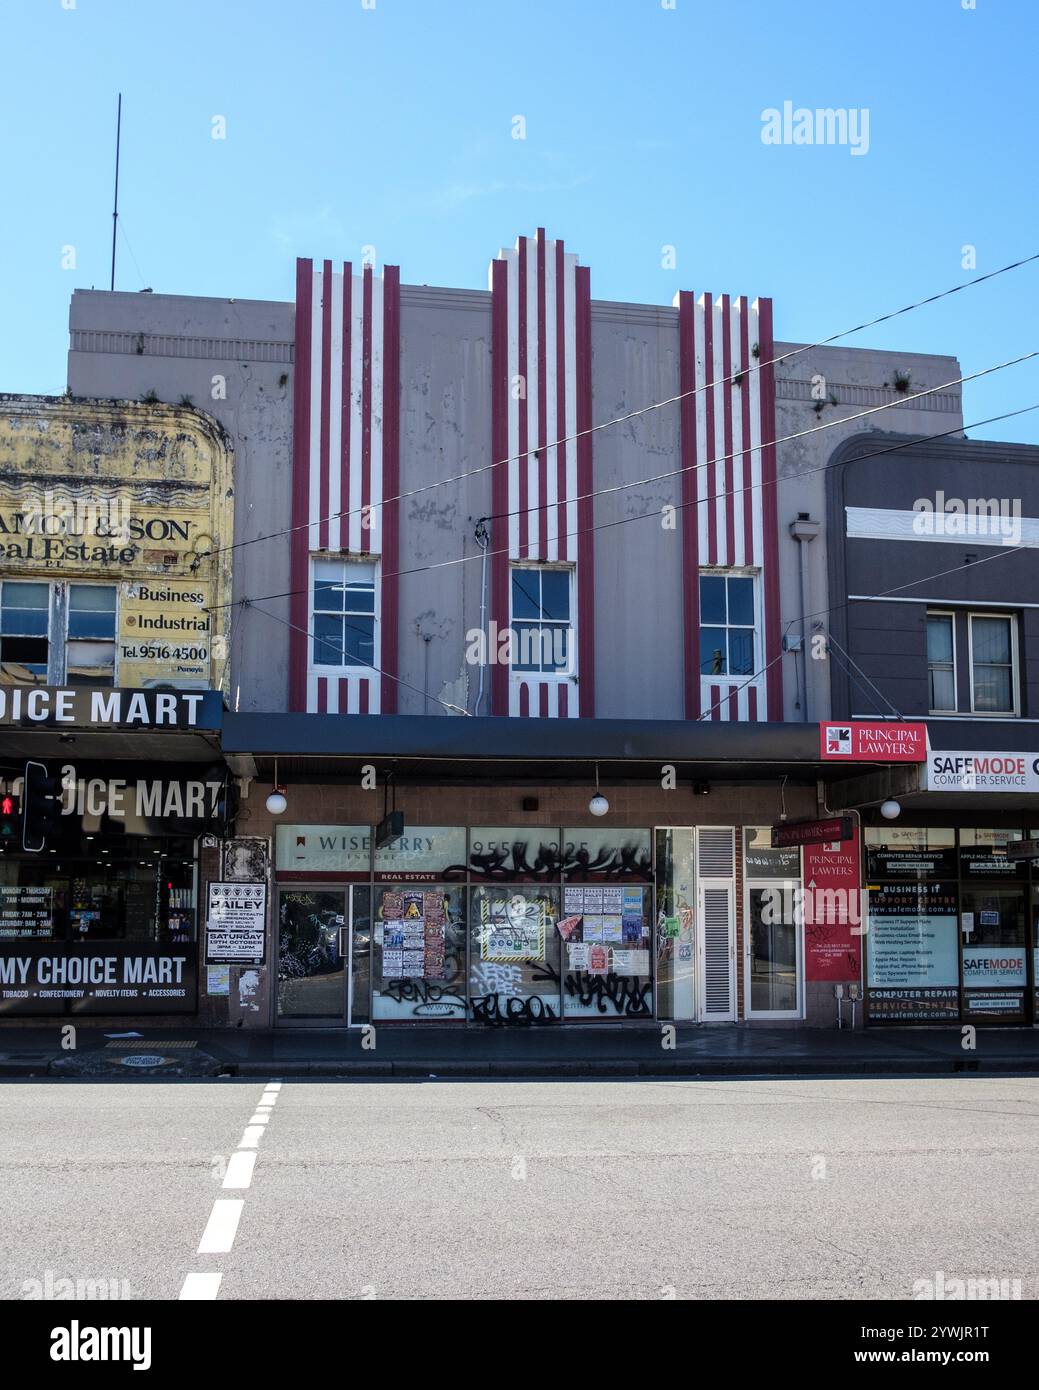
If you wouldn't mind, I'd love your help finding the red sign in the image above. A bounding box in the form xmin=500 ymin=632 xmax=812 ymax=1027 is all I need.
xmin=819 ymin=721 xmax=927 ymax=762
xmin=803 ymin=825 xmax=862 ymax=983
xmin=772 ymin=816 xmax=853 ymax=848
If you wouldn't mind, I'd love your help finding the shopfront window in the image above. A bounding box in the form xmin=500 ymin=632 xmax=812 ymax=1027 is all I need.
xmin=743 ymin=828 xmax=802 ymax=1017
xmin=655 ymin=828 xmax=696 ymax=1021
xmin=373 ymin=885 xmax=467 ymax=1020
xmin=865 ymin=826 xmax=1034 ymax=1025
xmin=469 ymin=885 xmax=561 ymax=1023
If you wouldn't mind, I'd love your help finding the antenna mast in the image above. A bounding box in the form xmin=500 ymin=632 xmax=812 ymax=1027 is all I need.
xmin=110 ymin=93 xmax=122 ymax=292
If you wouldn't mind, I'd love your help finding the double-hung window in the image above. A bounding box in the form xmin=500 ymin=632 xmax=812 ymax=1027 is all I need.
xmin=969 ymin=613 xmax=1017 ymax=714
xmin=510 ymin=566 xmax=573 ymax=674
xmin=926 ymin=612 xmax=956 ymax=712
xmin=312 ymin=558 xmax=377 ymax=669
xmin=65 ymin=584 xmax=117 ymax=686
xmin=699 ymin=572 xmax=756 ymax=677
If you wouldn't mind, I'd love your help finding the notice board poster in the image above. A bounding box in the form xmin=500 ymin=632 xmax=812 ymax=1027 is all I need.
xmin=379 ymin=888 xmax=448 ymax=980
xmin=803 ymin=828 xmax=861 ymax=982
xmin=866 ymin=881 xmax=959 ymax=1022
xmin=206 ymin=882 xmax=267 ymax=965
xmin=479 ymin=893 xmax=546 ymax=963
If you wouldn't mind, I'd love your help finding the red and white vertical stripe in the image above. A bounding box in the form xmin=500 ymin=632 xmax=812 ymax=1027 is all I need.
xmin=289 ymin=258 xmax=400 ymax=714
xmin=489 ymin=228 xmax=594 ymax=718
xmin=675 ymin=291 xmax=782 ymax=722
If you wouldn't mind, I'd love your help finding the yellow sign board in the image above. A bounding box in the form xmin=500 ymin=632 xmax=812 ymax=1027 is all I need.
xmin=0 ymin=395 xmax=233 ymax=692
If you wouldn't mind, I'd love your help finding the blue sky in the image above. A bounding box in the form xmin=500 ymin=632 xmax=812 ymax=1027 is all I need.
xmin=3 ymin=0 xmax=1036 ymax=440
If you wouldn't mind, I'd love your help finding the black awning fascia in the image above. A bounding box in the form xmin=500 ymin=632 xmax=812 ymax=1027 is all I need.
xmin=223 ymin=712 xmax=824 ymax=764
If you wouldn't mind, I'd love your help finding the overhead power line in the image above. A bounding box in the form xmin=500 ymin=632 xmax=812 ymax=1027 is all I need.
xmin=194 ymin=249 xmax=1039 ymax=565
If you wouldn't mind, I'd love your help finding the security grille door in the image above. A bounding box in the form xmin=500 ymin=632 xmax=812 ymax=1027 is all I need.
xmin=697 ymin=828 xmax=736 ymax=1021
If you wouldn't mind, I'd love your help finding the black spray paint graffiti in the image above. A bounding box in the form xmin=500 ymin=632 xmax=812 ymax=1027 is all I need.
xmin=470 ymin=992 xmax=558 ymax=1026
xmin=564 ymin=971 xmax=653 ymax=1017
xmin=463 ymin=841 xmax=653 ymax=882
xmin=381 ymin=977 xmax=467 ymax=1018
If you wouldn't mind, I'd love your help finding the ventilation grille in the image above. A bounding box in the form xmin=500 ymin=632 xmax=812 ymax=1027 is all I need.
xmin=697 ymin=827 xmax=734 ymax=878
xmin=702 ymin=887 xmax=732 ymax=1016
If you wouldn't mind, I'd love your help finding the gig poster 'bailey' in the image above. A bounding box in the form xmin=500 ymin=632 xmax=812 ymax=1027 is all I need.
xmin=0 ymin=396 xmax=234 ymax=693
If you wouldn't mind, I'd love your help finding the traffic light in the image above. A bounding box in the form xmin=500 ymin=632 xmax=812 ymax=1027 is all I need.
xmin=0 ymin=793 xmax=19 ymax=845
xmin=22 ymin=761 xmax=63 ymax=853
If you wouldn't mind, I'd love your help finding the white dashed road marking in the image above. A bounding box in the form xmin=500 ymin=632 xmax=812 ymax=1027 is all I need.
xmin=179 ymin=1272 xmax=223 ymax=1300
xmin=197 ymin=1199 xmax=245 ymax=1254
xmin=178 ymin=1079 xmax=281 ymax=1300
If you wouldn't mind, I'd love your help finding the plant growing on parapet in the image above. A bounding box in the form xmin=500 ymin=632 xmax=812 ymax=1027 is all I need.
xmin=751 ymin=342 xmax=760 ymax=358
xmin=278 ymin=372 xmax=289 ymax=388
xmin=178 ymin=394 xmax=194 ymax=408
xmin=140 ymin=389 xmax=159 ymax=404
xmin=893 ymin=369 xmax=911 ymax=393
xmin=829 ymin=390 xmax=839 ymax=407
xmin=813 ymin=399 xmax=825 ymax=416
xmin=733 ymin=370 xmax=744 ymax=387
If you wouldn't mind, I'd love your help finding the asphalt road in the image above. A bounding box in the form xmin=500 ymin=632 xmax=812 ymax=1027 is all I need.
xmin=1 ymin=1076 xmax=1037 ymax=1301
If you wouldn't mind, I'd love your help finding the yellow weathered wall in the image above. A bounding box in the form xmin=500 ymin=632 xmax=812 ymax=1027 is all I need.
xmin=0 ymin=394 xmax=234 ymax=693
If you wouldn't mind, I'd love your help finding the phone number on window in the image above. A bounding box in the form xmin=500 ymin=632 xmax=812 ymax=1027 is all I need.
xmin=119 ymin=645 xmax=209 ymax=662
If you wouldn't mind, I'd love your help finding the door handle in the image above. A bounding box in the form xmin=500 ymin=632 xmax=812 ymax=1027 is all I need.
xmin=339 ymin=925 xmax=348 ymax=959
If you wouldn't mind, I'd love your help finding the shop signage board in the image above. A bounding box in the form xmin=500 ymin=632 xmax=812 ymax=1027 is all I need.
xmin=1007 ymin=838 xmax=1039 ymax=862
xmin=0 ymin=686 xmax=221 ymax=730
xmin=819 ymin=721 xmax=927 ymax=761
xmin=772 ymin=816 xmax=853 ymax=848
xmin=803 ymin=825 xmax=862 ymax=982
xmin=0 ymin=943 xmax=196 ymax=1015
xmin=0 ymin=397 xmax=234 ymax=693
xmin=926 ymin=751 xmax=1039 ymax=793
xmin=275 ymin=825 xmax=372 ymax=879
xmin=206 ymin=882 xmax=267 ymax=965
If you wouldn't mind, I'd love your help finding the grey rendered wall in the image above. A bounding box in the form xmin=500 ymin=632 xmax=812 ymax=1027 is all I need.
xmin=67 ymin=289 xmax=295 ymax=713
xmin=771 ymin=342 xmax=963 ymax=723
xmin=396 ymin=286 xmax=492 ymax=716
xmin=66 ymin=284 xmax=966 ymax=725
xmin=826 ymin=435 xmax=1039 ymax=720
xmin=589 ymin=300 xmax=683 ymax=719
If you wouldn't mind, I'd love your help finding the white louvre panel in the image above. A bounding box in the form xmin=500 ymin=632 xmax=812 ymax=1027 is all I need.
xmin=700 ymin=886 xmax=734 ymax=1019
xmin=697 ymin=827 xmax=734 ymax=878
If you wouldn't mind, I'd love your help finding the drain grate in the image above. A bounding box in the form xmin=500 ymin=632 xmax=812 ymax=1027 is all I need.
xmin=105 ymin=1040 xmax=198 ymax=1050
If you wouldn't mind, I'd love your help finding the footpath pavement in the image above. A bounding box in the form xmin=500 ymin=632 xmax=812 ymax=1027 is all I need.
xmin=0 ymin=1021 xmax=1037 ymax=1079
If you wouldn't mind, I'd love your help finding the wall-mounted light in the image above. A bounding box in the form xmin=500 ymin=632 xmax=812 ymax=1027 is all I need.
xmin=266 ymin=758 xmax=288 ymax=816
xmin=589 ymin=763 xmax=609 ymax=817
xmin=880 ymin=799 xmax=901 ymax=820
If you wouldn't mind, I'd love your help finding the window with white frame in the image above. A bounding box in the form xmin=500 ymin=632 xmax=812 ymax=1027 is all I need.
xmin=311 ymin=558 xmax=378 ymax=669
xmin=510 ymin=566 xmax=573 ymax=674
xmin=926 ymin=611 xmax=956 ymax=712
xmin=0 ymin=580 xmax=117 ymax=686
xmin=969 ymin=612 xmax=1017 ymax=714
xmin=699 ymin=572 xmax=756 ymax=677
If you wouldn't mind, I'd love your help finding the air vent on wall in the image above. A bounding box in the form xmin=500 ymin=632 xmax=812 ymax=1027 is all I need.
xmin=697 ymin=827 xmax=734 ymax=878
